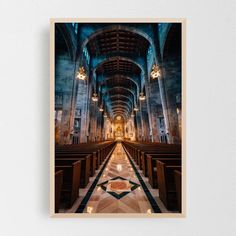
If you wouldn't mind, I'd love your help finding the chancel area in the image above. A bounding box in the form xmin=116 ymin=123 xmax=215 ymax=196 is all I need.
xmin=54 ymin=22 xmax=182 ymax=214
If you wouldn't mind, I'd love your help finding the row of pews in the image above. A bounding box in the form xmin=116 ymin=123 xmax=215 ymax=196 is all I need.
xmin=122 ymin=140 xmax=182 ymax=212
xmin=54 ymin=141 xmax=116 ymax=213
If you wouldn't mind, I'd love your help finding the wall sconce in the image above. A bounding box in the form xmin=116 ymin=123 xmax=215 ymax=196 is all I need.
xmin=99 ymin=107 xmax=104 ymax=112
xmin=150 ymin=64 xmax=160 ymax=79
xmin=76 ymin=66 xmax=87 ymax=80
xmin=134 ymin=107 xmax=139 ymax=111
xmin=92 ymin=93 xmax=98 ymax=102
xmin=139 ymin=92 xmax=146 ymax=101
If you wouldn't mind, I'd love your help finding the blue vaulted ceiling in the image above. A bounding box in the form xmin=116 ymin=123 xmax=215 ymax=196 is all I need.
xmin=85 ymin=26 xmax=152 ymax=120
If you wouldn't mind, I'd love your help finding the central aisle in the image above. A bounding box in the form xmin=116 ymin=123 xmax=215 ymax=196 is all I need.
xmin=80 ymin=143 xmax=156 ymax=213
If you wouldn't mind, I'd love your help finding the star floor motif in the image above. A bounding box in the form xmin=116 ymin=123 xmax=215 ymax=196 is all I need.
xmin=97 ymin=176 xmax=140 ymax=199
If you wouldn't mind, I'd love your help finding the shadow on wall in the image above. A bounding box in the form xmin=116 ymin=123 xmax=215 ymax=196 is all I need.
xmin=38 ymin=26 xmax=50 ymax=216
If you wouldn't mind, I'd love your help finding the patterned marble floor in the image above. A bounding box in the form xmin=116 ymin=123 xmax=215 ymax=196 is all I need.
xmin=82 ymin=143 xmax=156 ymax=213
xmin=62 ymin=142 xmax=170 ymax=214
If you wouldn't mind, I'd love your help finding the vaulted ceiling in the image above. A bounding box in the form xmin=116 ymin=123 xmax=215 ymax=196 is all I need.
xmin=86 ymin=27 xmax=150 ymax=120
xmin=87 ymin=29 xmax=149 ymax=57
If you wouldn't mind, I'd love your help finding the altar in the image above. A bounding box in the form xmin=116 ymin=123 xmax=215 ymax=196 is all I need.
xmin=115 ymin=126 xmax=124 ymax=140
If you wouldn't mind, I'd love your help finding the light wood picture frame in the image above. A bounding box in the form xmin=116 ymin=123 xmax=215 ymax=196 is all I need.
xmin=50 ymin=18 xmax=186 ymax=218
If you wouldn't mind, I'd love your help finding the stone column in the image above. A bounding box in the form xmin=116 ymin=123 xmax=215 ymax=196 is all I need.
xmin=149 ymin=107 xmax=160 ymax=142
xmin=151 ymin=49 xmax=172 ymax=143
xmin=151 ymin=27 xmax=174 ymax=143
xmin=156 ymin=75 xmax=173 ymax=143
xmin=102 ymin=116 xmax=105 ymax=140
xmin=60 ymin=93 xmax=73 ymax=144
xmin=135 ymin=112 xmax=142 ymax=141
xmin=89 ymin=102 xmax=98 ymax=142
xmin=143 ymin=70 xmax=154 ymax=142
xmin=96 ymin=112 xmax=103 ymax=141
xmin=85 ymin=78 xmax=91 ymax=142
xmin=55 ymin=53 xmax=76 ymax=144
xmin=165 ymin=90 xmax=181 ymax=144
xmin=139 ymin=101 xmax=145 ymax=141
xmin=68 ymin=61 xmax=79 ymax=144
xmin=130 ymin=116 xmax=136 ymax=141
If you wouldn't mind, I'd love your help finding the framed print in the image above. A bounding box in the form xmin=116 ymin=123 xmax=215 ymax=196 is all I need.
xmin=50 ymin=18 xmax=186 ymax=217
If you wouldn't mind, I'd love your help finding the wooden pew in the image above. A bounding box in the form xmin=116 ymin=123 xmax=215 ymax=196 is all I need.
xmin=55 ymin=160 xmax=81 ymax=208
xmin=55 ymin=170 xmax=63 ymax=213
xmin=174 ymin=170 xmax=182 ymax=212
xmin=156 ymin=159 xmax=181 ymax=211
xmin=147 ymin=154 xmax=181 ymax=188
xmin=54 ymin=141 xmax=116 ymax=211
xmin=123 ymin=140 xmax=182 ymax=212
xmin=56 ymin=150 xmax=97 ymax=176
xmin=56 ymin=141 xmax=116 ymax=176
xmin=141 ymin=146 xmax=181 ymax=176
xmin=122 ymin=140 xmax=181 ymax=175
xmin=55 ymin=154 xmax=90 ymax=188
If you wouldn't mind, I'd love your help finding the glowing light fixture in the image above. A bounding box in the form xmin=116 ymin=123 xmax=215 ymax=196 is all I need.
xmin=99 ymin=107 xmax=104 ymax=112
xmin=117 ymin=164 xmax=122 ymax=172
xmin=103 ymin=112 xmax=107 ymax=118
xmin=147 ymin=209 xmax=152 ymax=214
xmin=150 ymin=64 xmax=160 ymax=79
xmin=76 ymin=66 xmax=87 ymax=80
xmin=92 ymin=93 xmax=98 ymax=102
xmin=139 ymin=92 xmax=146 ymax=101
xmin=131 ymin=112 xmax=135 ymax=117
xmin=134 ymin=107 xmax=139 ymax=111
xmin=87 ymin=206 xmax=93 ymax=214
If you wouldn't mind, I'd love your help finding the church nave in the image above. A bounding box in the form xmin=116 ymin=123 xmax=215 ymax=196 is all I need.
xmin=54 ymin=22 xmax=182 ymax=215
xmin=61 ymin=142 xmax=169 ymax=214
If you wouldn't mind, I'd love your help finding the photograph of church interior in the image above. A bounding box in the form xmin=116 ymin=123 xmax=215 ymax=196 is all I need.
xmin=54 ymin=21 xmax=183 ymax=215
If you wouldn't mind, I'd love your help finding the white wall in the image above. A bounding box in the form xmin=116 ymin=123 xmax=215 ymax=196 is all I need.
xmin=0 ymin=0 xmax=236 ymax=235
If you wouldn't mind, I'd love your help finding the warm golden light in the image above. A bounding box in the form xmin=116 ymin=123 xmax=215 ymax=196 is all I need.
xmin=87 ymin=206 xmax=93 ymax=214
xmin=147 ymin=209 xmax=152 ymax=214
xmin=92 ymin=93 xmax=98 ymax=102
xmin=150 ymin=64 xmax=160 ymax=79
xmin=106 ymin=180 xmax=131 ymax=192
xmin=117 ymin=164 xmax=122 ymax=172
xmin=76 ymin=66 xmax=87 ymax=80
xmin=99 ymin=107 xmax=104 ymax=112
xmin=139 ymin=92 xmax=146 ymax=101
